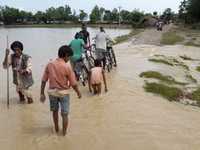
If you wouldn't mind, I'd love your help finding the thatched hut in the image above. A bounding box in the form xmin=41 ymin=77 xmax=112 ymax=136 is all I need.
xmin=141 ymin=17 xmax=160 ymax=28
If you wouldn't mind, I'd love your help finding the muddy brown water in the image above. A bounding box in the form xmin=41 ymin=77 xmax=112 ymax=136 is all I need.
xmin=0 ymin=28 xmax=200 ymax=150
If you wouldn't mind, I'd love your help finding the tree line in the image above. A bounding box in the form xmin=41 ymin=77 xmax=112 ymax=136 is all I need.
xmin=179 ymin=0 xmax=200 ymax=23
xmin=0 ymin=5 xmax=157 ymax=26
xmin=0 ymin=0 xmax=199 ymax=26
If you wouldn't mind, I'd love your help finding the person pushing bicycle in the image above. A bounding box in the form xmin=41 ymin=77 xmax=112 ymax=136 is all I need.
xmin=93 ymin=27 xmax=116 ymax=69
xmin=69 ymin=32 xmax=89 ymax=80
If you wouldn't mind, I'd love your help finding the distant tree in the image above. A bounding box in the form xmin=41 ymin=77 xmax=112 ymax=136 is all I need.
xmin=120 ymin=10 xmax=132 ymax=21
xmin=179 ymin=0 xmax=190 ymax=22
xmin=110 ymin=8 xmax=118 ymax=22
xmin=103 ymin=10 xmax=112 ymax=21
xmin=71 ymin=10 xmax=79 ymax=22
xmin=45 ymin=7 xmax=57 ymax=22
xmin=99 ymin=7 xmax=105 ymax=20
xmin=19 ymin=11 xmax=32 ymax=22
xmin=0 ymin=6 xmax=3 ymax=22
xmin=144 ymin=13 xmax=152 ymax=17
xmin=79 ymin=10 xmax=87 ymax=21
xmin=153 ymin=11 xmax=158 ymax=16
xmin=131 ymin=9 xmax=144 ymax=22
xmin=89 ymin=5 xmax=105 ymax=23
xmin=2 ymin=6 xmax=20 ymax=24
xmin=33 ymin=11 xmax=46 ymax=23
xmin=179 ymin=0 xmax=200 ymax=23
xmin=160 ymin=8 xmax=175 ymax=24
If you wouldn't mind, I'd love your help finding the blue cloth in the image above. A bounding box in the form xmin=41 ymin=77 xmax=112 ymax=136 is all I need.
xmin=49 ymin=95 xmax=70 ymax=115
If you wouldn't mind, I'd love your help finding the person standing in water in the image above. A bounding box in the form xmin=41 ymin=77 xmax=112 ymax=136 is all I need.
xmin=2 ymin=41 xmax=34 ymax=104
xmin=89 ymin=59 xmax=108 ymax=94
xmin=93 ymin=27 xmax=116 ymax=69
xmin=80 ymin=24 xmax=91 ymax=46
xmin=40 ymin=45 xmax=82 ymax=136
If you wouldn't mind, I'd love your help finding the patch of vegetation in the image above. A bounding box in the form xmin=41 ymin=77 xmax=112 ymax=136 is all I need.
xmin=178 ymin=63 xmax=190 ymax=71
xmin=179 ymin=55 xmax=194 ymax=60
xmin=115 ymin=29 xmax=144 ymax=43
xmin=160 ymin=31 xmax=185 ymax=45
xmin=171 ymin=58 xmax=180 ymax=63
xmin=144 ymin=82 xmax=183 ymax=101
xmin=186 ymin=74 xmax=197 ymax=83
xmin=185 ymin=41 xmax=200 ymax=47
xmin=196 ymin=66 xmax=200 ymax=72
xmin=140 ymin=71 xmax=177 ymax=84
xmin=154 ymin=54 xmax=165 ymax=57
xmin=179 ymin=28 xmax=200 ymax=37
xmin=148 ymin=59 xmax=173 ymax=66
xmin=186 ymin=87 xmax=200 ymax=106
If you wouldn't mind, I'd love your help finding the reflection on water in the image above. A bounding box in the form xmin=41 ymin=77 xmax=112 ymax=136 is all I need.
xmin=0 ymin=28 xmax=200 ymax=150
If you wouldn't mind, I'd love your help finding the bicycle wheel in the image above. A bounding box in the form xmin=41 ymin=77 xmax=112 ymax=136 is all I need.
xmin=84 ymin=50 xmax=94 ymax=69
xmin=80 ymin=64 xmax=89 ymax=86
xmin=105 ymin=55 xmax=112 ymax=72
xmin=90 ymin=44 xmax=97 ymax=59
xmin=110 ymin=48 xmax=117 ymax=67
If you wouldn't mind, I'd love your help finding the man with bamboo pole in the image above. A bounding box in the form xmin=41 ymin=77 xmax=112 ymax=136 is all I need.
xmin=2 ymin=41 xmax=34 ymax=104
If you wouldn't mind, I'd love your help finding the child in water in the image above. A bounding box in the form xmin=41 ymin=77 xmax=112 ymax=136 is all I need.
xmin=89 ymin=59 xmax=108 ymax=94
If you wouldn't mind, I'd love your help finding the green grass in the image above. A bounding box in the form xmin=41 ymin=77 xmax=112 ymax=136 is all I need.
xmin=186 ymin=87 xmax=200 ymax=106
xmin=196 ymin=66 xmax=200 ymax=72
xmin=140 ymin=71 xmax=177 ymax=84
xmin=179 ymin=28 xmax=200 ymax=36
xmin=178 ymin=63 xmax=190 ymax=71
xmin=185 ymin=41 xmax=200 ymax=47
xmin=186 ymin=74 xmax=197 ymax=83
xmin=148 ymin=59 xmax=173 ymax=66
xmin=115 ymin=29 xmax=144 ymax=43
xmin=179 ymin=55 xmax=194 ymax=60
xmin=160 ymin=31 xmax=184 ymax=45
xmin=144 ymin=82 xmax=183 ymax=101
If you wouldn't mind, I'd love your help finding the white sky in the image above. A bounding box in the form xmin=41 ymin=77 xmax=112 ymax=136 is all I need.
xmin=0 ymin=0 xmax=182 ymax=15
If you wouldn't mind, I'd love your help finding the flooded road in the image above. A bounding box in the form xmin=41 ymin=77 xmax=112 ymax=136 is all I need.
xmin=0 ymin=27 xmax=200 ymax=150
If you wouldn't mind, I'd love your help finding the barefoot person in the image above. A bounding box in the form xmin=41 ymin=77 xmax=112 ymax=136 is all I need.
xmin=89 ymin=59 xmax=108 ymax=94
xmin=93 ymin=27 xmax=116 ymax=69
xmin=2 ymin=41 xmax=34 ymax=104
xmin=40 ymin=45 xmax=82 ymax=136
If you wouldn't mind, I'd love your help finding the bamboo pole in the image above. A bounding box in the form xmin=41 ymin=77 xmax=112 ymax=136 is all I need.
xmin=7 ymin=36 xmax=9 ymax=108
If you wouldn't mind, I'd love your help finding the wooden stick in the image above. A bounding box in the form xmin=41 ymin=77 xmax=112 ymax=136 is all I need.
xmin=7 ymin=36 xmax=9 ymax=108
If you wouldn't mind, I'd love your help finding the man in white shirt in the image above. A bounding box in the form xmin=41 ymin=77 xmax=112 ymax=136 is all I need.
xmin=93 ymin=27 xmax=116 ymax=69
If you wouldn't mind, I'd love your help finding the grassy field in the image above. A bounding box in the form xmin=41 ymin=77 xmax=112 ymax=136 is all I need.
xmin=139 ymin=71 xmax=186 ymax=85
xmin=178 ymin=27 xmax=200 ymax=47
xmin=186 ymin=87 xmax=200 ymax=106
xmin=148 ymin=59 xmax=173 ymax=66
xmin=160 ymin=31 xmax=185 ymax=45
xmin=144 ymin=82 xmax=183 ymax=101
xmin=115 ymin=29 xmax=144 ymax=43
xmin=196 ymin=66 xmax=200 ymax=72
xmin=140 ymin=70 xmax=200 ymax=104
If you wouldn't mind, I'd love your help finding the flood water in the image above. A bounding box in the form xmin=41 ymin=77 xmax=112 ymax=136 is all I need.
xmin=1 ymin=28 xmax=200 ymax=150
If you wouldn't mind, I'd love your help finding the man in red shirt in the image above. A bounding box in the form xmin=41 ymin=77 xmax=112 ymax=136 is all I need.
xmin=40 ymin=45 xmax=82 ymax=136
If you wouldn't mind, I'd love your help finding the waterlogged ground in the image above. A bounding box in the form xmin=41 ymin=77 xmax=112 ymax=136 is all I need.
xmin=0 ymin=25 xmax=200 ymax=150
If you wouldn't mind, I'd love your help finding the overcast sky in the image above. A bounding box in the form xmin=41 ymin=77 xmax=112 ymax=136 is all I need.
xmin=1 ymin=0 xmax=182 ymax=15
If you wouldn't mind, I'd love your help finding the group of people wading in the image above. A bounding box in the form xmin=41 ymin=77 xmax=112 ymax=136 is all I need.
xmin=2 ymin=24 xmax=116 ymax=136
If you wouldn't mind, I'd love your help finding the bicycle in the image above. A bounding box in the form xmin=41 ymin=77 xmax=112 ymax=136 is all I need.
xmin=89 ymin=44 xmax=117 ymax=73
xmin=74 ymin=47 xmax=95 ymax=86
xmin=106 ymin=45 xmax=117 ymax=67
xmin=82 ymin=47 xmax=95 ymax=70
xmin=74 ymin=58 xmax=89 ymax=86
